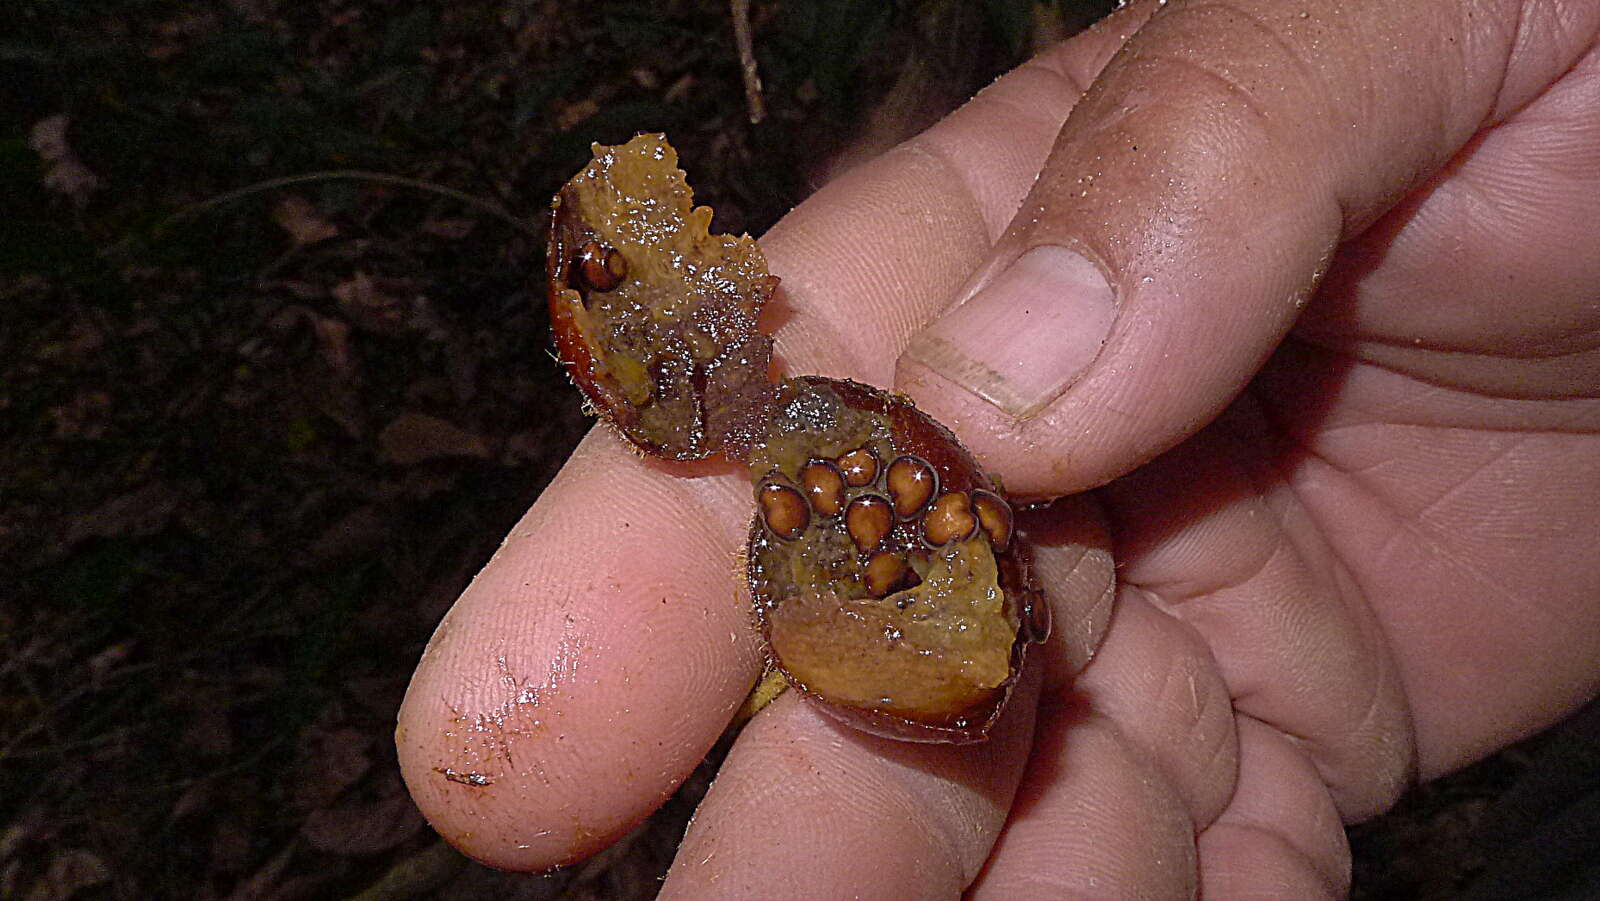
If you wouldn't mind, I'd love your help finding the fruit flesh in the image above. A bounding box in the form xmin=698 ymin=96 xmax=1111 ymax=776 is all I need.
xmin=761 ymin=537 xmax=1013 ymax=721
xmin=547 ymin=134 xmax=776 ymax=460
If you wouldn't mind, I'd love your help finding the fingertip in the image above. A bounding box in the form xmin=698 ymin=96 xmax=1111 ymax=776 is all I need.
xmin=1197 ymin=823 xmax=1347 ymax=901
xmin=662 ymin=673 xmax=1041 ymax=900
xmin=396 ymin=431 xmax=764 ymax=870
xmin=1198 ymin=716 xmax=1353 ymax=898
xmin=971 ymin=701 xmax=1199 ymax=899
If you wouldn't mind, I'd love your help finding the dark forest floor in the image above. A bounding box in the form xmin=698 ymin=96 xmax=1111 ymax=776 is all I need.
xmin=4 ymin=2 xmax=1594 ymax=899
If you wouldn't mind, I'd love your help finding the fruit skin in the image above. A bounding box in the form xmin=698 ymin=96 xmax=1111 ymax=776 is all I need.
xmin=747 ymin=377 xmax=1048 ymax=744
xmin=546 ymin=134 xmax=776 ymax=461
xmin=549 ymin=139 xmax=1051 ymax=744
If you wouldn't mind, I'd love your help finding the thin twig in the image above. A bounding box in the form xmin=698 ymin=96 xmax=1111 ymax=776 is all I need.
xmin=730 ymin=0 xmax=766 ymax=124
xmin=106 ymin=170 xmax=543 ymax=259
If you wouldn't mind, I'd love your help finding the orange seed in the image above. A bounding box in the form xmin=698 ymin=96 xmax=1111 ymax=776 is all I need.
xmin=845 ymin=495 xmax=894 ymax=552
xmin=837 ymin=447 xmax=879 ymax=488
xmin=886 ymin=455 xmax=937 ymax=519
xmin=923 ymin=491 xmax=978 ymax=546
xmin=575 ymin=240 xmax=627 ymax=292
xmin=971 ymin=490 xmax=1013 ymax=552
xmin=799 ymin=460 xmax=846 ymax=516
xmin=759 ymin=481 xmax=809 ymax=540
xmin=863 ymin=552 xmax=908 ymax=598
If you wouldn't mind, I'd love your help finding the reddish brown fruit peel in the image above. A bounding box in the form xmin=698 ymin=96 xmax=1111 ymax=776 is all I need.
xmin=548 ymin=137 xmax=1048 ymax=743
xmin=547 ymin=134 xmax=777 ymax=461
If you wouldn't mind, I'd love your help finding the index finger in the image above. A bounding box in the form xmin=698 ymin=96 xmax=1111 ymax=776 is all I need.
xmin=396 ymin=430 xmax=760 ymax=866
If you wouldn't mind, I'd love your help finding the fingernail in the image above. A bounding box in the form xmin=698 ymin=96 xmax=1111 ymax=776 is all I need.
xmin=903 ymin=246 xmax=1116 ymax=418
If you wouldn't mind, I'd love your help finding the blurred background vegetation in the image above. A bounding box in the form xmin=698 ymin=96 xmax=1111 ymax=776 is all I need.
xmin=3 ymin=1 xmax=1590 ymax=898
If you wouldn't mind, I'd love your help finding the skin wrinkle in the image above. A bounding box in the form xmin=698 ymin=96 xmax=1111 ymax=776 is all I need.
xmin=1305 ymin=7 xmax=1478 ymax=230
xmin=766 ymin=154 xmax=992 ymax=383
xmin=1390 ymin=514 xmax=1583 ymax=631
xmin=1068 ymin=587 xmax=1239 ymax=832
xmin=1066 ymin=569 xmax=1119 ymax=680
xmin=603 ymin=433 xmax=751 ymax=549
xmin=1261 ymin=581 xmax=1411 ymax=809
xmin=1012 ymin=59 xmax=1094 ymax=108
xmin=1488 ymin=130 xmax=1600 ymax=219
xmin=760 ymin=239 xmax=864 ymax=379
xmin=1351 ymin=344 xmax=1600 ymax=402
xmin=1310 ymin=415 xmax=1590 ymax=632
xmin=1202 ymin=547 xmax=1355 ymax=717
xmin=1099 ymin=714 xmax=1203 ymax=896
xmin=764 ymin=277 xmax=856 ymax=381
xmin=1304 ymin=60 xmax=1600 ymax=365
xmin=1008 ymin=3 xmax=1162 ymax=135
xmin=1495 ymin=0 xmax=1591 ymax=107
xmin=1150 ymin=631 xmax=1238 ymax=828
xmin=1146 ymin=524 xmax=1281 ymax=606
xmin=1138 ymin=2 xmax=1319 ymax=127
xmin=851 ymin=776 xmax=964 ymax=889
xmin=1404 ymin=431 xmax=1533 ymax=521
xmin=1241 ymin=369 xmax=1406 ymax=574
xmin=913 ymin=787 xmax=987 ymax=889
xmin=915 ymin=64 xmax=1088 ymax=240
xmin=1351 ymin=328 xmax=1600 ymax=367
xmin=1315 ymin=375 xmax=1458 ymax=432
xmin=978 ymin=707 xmax=1200 ymax=899
xmin=1270 ymin=342 xmax=1600 ymax=433
xmin=1442 ymin=3 xmax=1600 ymax=179
xmin=1505 ymin=0 xmax=1534 ymax=98
xmin=623 ymin=474 xmax=749 ymax=586
xmin=666 ymin=690 xmax=1022 ymax=898
xmin=1111 ymin=423 xmax=1288 ymax=603
xmin=782 ymin=269 xmax=879 ymax=372
xmin=1449 ymin=149 xmax=1536 ymax=236
xmin=1036 ymin=2 xmax=1157 ymax=92
xmin=836 ymin=721 xmax=1014 ymax=884
xmin=874 ymin=143 xmax=993 ymax=279
xmin=1320 ymin=643 xmax=1411 ymax=794
xmin=905 ymin=128 xmax=1030 ymax=244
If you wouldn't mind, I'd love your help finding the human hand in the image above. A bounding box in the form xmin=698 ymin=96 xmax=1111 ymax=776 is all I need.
xmin=398 ymin=0 xmax=1600 ymax=896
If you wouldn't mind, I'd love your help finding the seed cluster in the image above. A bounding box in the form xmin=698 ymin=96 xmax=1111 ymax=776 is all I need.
xmin=757 ymin=446 xmax=1015 ymax=601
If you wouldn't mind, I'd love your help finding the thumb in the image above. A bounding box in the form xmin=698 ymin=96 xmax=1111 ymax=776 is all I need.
xmin=895 ymin=0 xmax=1595 ymax=497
